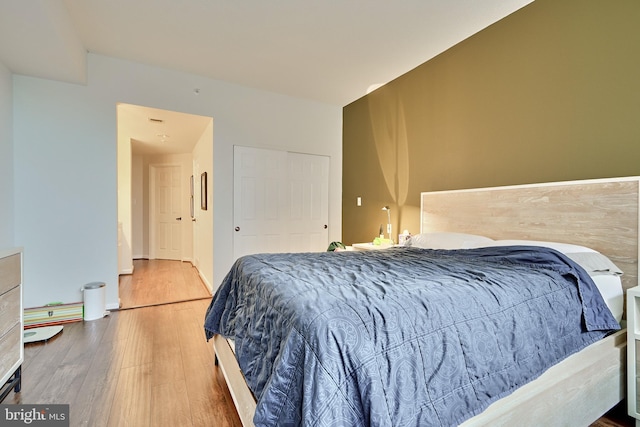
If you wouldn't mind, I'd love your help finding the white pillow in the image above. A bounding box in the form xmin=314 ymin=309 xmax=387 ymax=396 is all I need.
xmin=564 ymin=252 xmax=623 ymax=276
xmin=483 ymin=239 xmax=623 ymax=276
xmin=406 ymin=232 xmax=494 ymax=250
xmin=483 ymin=239 xmax=597 ymax=254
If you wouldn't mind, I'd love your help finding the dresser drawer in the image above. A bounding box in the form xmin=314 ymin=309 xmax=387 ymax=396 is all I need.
xmin=0 ymin=323 xmax=21 ymax=381
xmin=0 ymin=286 xmax=20 ymax=338
xmin=0 ymin=253 xmax=21 ymax=295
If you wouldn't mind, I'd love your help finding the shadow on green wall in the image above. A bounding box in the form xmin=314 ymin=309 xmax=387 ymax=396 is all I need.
xmin=367 ymin=88 xmax=411 ymax=234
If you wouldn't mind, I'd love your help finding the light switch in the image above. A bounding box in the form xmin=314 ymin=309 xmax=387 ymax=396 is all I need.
xmin=357 ymin=197 xmax=362 ymax=206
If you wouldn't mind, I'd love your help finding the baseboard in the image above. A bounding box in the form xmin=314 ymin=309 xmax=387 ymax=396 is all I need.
xmin=119 ymin=266 xmax=134 ymax=275
xmin=106 ymin=302 xmax=120 ymax=311
xmin=198 ymin=269 xmax=213 ymax=292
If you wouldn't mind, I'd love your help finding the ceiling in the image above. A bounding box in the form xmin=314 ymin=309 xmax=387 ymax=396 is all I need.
xmin=117 ymin=104 xmax=212 ymax=156
xmin=0 ymin=0 xmax=533 ymax=154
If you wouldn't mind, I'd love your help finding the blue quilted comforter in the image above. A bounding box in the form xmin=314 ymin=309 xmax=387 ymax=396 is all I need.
xmin=204 ymin=246 xmax=620 ymax=427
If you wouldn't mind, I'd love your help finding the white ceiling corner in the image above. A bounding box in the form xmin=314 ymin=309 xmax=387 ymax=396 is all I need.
xmin=118 ymin=104 xmax=212 ymax=156
xmin=1 ymin=0 xmax=534 ymax=154
xmin=2 ymin=0 xmax=533 ymax=106
xmin=0 ymin=0 xmax=86 ymax=84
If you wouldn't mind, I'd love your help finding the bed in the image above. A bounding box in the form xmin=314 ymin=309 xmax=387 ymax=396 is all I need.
xmin=205 ymin=176 xmax=639 ymax=427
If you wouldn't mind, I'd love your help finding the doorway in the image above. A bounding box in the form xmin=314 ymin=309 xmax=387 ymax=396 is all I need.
xmin=116 ymin=103 xmax=213 ymax=309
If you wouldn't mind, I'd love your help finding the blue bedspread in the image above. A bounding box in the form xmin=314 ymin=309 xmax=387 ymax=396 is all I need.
xmin=204 ymin=246 xmax=620 ymax=427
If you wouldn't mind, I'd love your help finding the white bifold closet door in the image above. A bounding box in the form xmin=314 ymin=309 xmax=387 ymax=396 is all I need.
xmin=233 ymin=146 xmax=329 ymax=261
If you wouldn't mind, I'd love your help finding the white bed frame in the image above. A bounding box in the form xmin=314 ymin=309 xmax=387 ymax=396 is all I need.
xmin=214 ymin=176 xmax=640 ymax=426
xmin=214 ymin=335 xmax=257 ymax=426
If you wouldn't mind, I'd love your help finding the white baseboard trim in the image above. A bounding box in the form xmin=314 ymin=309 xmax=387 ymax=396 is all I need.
xmin=198 ymin=268 xmax=213 ymax=292
xmin=119 ymin=265 xmax=134 ymax=275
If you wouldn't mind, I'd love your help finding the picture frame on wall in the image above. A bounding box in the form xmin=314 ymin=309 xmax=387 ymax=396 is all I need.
xmin=201 ymin=172 xmax=207 ymax=210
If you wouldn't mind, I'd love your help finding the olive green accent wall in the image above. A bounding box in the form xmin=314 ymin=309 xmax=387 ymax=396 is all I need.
xmin=342 ymin=0 xmax=640 ymax=245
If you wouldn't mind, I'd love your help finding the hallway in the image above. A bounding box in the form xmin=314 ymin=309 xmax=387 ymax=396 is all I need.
xmin=118 ymin=259 xmax=211 ymax=309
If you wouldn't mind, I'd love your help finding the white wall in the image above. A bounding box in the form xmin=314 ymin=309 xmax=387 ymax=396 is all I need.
xmin=117 ymin=130 xmax=133 ymax=275
xmin=0 ymin=62 xmax=13 ymax=249
xmin=192 ymin=120 xmax=214 ymax=290
xmin=13 ymin=53 xmax=342 ymax=308
xmin=131 ymin=154 xmax=144 ymax=259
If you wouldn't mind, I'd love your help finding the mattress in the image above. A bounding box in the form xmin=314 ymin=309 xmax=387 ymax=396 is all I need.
xmin=593 ymin=274 xmax=623 ymax=323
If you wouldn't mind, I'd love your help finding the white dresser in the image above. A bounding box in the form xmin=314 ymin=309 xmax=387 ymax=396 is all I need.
xmin=0 ymin=247 xmax=23 ymax=402
xmin=627 ymin=286 xmax=640 ymax=426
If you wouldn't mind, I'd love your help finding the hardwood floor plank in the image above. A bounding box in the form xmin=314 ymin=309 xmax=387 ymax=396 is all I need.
xmin=151 ymin=380 xmax=193 ymax=426
xmin=38 ymin=318 xmax=113 ymax=404
xmin=151 ymin=305 xmax=185 ymax=387
xmin=108 ymin=363 xmax=152 ymax=427
xmin=120 ymin=307 xmax=155 ymax=369
xmin=172 ymin=299 xmax=241 ymax=426
xmin=72 ymin=330 xmax=127 ymax=427
xmin=101 ymin=307 xmax=135 ymax=344
xmin=186 ymin=365 xmax=241 ymax=427
xmin=8 ymin=321 xmax=84 ymax=404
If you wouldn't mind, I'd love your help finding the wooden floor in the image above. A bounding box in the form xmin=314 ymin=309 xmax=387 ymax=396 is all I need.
xmin=3 ymin=259 xmax=636 ymax=426
xmin=118 ymin=259 xmax=211 ymax=309
xmin=6 ymin=299 xmax=242 ymax=427
xmin=592 ymin=403 xmax=636 ymax=427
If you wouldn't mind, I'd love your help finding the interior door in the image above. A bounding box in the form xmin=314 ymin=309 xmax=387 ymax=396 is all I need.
xmin=153 ymin=165 xmax=183 ymax=260
xmin=233 ymin=146 xmax=329 ymax=260
xmin=233 ymin=146 xmax=287 ymax=260
xmin=287 ymin=152 xmax=329 ymax=252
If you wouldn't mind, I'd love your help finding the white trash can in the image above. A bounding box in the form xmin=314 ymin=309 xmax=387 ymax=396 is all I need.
xmin=82 ymin=282 xmax=106 ymax=321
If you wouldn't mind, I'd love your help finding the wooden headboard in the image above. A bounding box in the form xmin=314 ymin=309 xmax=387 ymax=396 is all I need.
xmin=421 ymin=177 xmax=640 ymax=293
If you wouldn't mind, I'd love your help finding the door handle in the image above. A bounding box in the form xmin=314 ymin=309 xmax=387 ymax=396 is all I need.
xmin=176 ymin=217 xmax=182 ymax=221
xmin=235 ymin=227 xmax=240 ymax=232
xmin=324 ymin=224 xmax=328 ymax=229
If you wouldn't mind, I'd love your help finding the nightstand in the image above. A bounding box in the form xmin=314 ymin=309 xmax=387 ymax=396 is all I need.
xmin=351 ymin=243 xmax=395 ymax=251
xmin=627 ymin=286 xmax=640 ymax=425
